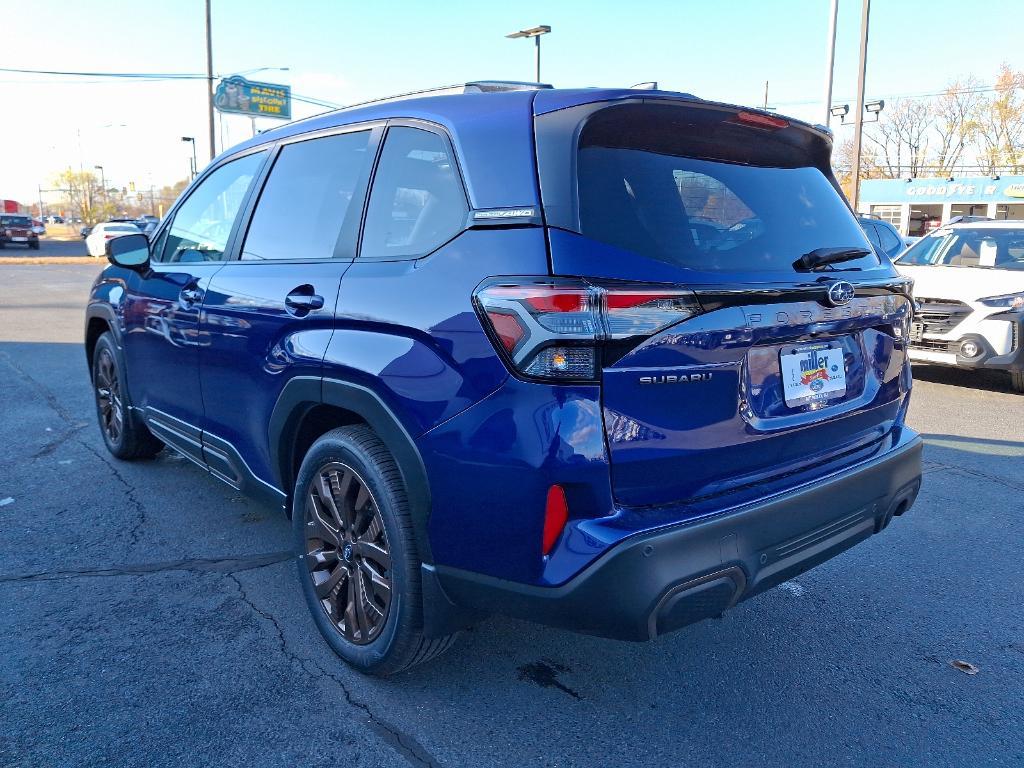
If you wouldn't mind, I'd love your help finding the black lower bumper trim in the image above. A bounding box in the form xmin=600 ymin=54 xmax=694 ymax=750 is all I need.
xmin=434 ymin=431 xmax=923 ymax=641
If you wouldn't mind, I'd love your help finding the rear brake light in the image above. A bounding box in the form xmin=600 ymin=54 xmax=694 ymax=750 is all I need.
xmin=474 ymin=278 xmax=700 ymax=381
xmin=734 ymin=111 xmax=789 ymax=130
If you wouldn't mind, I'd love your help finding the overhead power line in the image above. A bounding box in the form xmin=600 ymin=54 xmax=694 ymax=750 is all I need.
xmin=0 ymin=65 xmax=342 ymax=110
xmin=774 ymin=81 xmax=1023 ymax=107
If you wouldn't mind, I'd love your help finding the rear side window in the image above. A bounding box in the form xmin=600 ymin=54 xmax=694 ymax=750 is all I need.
xmin=241 ymin=130 xmax=372 ymax=261
xmin=575 ymin=105 xmax=878 ymax=273
xmin=360 ymin=127 xmax=467 ymax=260
xmin=876 ymin=223 xmax=903 ymax=255
xmin=861 ymin=221 xmax=883 ymax=250
xmin=158 ymin=151 xmax=265 ymax=263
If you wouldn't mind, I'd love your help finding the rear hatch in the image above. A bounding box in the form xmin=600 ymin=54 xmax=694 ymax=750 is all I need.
xmin=534 ymin=96 xmax=913 ymax=508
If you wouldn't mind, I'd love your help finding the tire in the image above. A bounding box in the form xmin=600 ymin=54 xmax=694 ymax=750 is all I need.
xmin=29 ymin=241 xmax=39 ymax=250
xmin=1011 ymin=370 xmax=1024 ymax=393
xmin=91 ymin=332 xmax=163 ymax=460
xmin=293 ymin=425 xmax=457 ymax=675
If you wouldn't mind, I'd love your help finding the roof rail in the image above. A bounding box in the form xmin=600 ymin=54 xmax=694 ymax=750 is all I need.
xmin=340 ymin=81 xmax=553 ymax=111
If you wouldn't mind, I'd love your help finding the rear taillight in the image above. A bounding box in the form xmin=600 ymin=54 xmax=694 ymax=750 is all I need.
xmin=474 ymin=278 xmax=700 ymax=381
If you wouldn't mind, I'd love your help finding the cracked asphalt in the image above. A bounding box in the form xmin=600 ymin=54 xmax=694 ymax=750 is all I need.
xmin=1 ymin=264 xmax=1022 ymax=767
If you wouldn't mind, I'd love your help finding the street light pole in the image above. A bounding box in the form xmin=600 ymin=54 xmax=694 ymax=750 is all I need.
xmin=505 ymin=25 xmax=551 ymax=83
xmin=205 ymin=0 xmax=215 ymax=163
xmin=94 ymin=165 xmax=107 ymax=206
xmin=849 ymin=0 xmax=871 ymax=211
xmin=823 ymin=0 xmax=839 ymax=127
xmin=182 ymin=137 xmax=197 ymax=180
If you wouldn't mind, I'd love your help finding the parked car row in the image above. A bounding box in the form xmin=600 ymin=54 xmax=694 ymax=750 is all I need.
xmin=82 ymin=215 xmax=160 ymax=252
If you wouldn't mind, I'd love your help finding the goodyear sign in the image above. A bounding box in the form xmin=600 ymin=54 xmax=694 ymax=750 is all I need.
xmin=860 ymin=175 xmax=1024 ymax=203
xmin=214 ymin=76 xmax=291 ymax=119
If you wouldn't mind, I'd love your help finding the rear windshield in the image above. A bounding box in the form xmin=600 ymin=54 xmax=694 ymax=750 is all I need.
xmin=897 ymin=227 xmax=1024 ymax=270
xmin=1 ymin=216 xmax=31 ymax=227
xmin=105 ymin=225 xmax=139 ymax=233
xmin=575 ymin=106 xmax=878 ymax=273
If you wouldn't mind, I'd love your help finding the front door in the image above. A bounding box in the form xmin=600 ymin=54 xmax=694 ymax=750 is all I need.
xmin=199 ymin=127 xmax=378 ymax=489
xmin=121 ymin=150 xmax=268 ymax=457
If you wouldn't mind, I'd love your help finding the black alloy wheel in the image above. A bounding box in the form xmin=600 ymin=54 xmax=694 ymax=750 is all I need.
xmin=304 ymin=462 xmax=393 ymax=645
xmin=94 ymin=347 xmax=124 ymax=445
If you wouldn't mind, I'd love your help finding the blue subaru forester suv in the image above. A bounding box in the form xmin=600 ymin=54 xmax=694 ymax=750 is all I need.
xmin=86 ymin=82 xmax=922 ymax=675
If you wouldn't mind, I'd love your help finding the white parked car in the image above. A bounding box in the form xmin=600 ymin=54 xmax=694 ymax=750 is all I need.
xmin=895 ymin=220 xmax=1024 ymax=392
xmin=85 ymin=222 xmax=142 ymax=257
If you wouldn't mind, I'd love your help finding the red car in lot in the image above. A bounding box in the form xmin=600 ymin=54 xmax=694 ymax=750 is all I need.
xmin=0 ymin=214 xmax=40 ymax=250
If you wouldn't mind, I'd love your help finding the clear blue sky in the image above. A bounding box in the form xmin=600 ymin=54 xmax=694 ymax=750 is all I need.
xmin=0 ymin=0 xmax=1020 ymax=202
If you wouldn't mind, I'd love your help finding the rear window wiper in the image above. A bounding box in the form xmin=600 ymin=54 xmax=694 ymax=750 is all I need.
xmin=794 ymin=247 xmax=871 ymax=271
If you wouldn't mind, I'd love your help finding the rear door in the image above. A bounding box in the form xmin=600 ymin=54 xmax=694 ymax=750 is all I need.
xmin=199 ymin=125 xmax=379 ymax=488
xmin=537 ymin=99 xmax=913 ymax=507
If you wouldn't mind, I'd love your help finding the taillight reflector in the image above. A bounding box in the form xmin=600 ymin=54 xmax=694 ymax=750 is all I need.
xmin=542 ymin=485 xmax=569 ymax=555
xmin=485 ymin=309 xmax=526 ymax=353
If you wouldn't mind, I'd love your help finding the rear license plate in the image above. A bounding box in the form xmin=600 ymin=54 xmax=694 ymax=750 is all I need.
xmin=11 ymin=236 xmax=26 ymax=242
xmin=780 ymin=341 xmax=847 ymax=407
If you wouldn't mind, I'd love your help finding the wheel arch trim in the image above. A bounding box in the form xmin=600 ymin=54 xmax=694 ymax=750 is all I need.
xmin=269 ymin=376 xmax=434 ymax=563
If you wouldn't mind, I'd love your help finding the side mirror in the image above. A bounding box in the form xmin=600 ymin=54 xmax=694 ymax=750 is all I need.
xmin=106 ymin=233 xmax=150 ymax=269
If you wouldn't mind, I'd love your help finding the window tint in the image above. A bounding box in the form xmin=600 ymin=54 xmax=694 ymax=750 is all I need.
xmin=876 ymin=223 xmax=903 ymax=256
xmin=157 ymin=151 xmax=265 ymax=263
xmin=575 ymin=108 xmax=878 ymax=273
xmin=241 ymin=131 xmax=372 ymax=261
xmin=361 ymin=127 xmax=467 ymax=259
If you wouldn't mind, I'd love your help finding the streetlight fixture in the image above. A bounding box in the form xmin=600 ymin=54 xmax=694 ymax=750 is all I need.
xmin=505 ymin=25 xmax=551 ymax=83
xmin=94 ymin=165 xmax=107 ymax=205
xmin=830 ymin=104 xmax=850 ymax=122
xmin=864 ymin=99 xmax=885 ymax=122
xmin=182 ymin=137 xmax=197 ymax=180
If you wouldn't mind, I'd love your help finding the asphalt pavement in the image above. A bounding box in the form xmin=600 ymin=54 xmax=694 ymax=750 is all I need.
xmin=1 ymin=264 xmax=1021 ymax=767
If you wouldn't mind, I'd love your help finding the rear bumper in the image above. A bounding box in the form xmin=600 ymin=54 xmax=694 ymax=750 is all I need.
xmin=433 ymin=429 xmax=923 ymax=641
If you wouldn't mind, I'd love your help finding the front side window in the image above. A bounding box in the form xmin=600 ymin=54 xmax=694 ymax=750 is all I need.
xmin=360 ymin=127 xmax=467 ymax=260
xmin=157 ymin=151 xmax=266 ymax=263
xmin=897 ymin=227 xmax=1024 ymax=270
xmin=241 ymin=131 xmax=372 ymax=261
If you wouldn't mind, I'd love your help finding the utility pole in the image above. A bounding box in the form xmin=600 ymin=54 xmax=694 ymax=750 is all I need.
xmin=205 ymin=0 xmax=216 ymax=162
xmin=763 ymin=81 xmax=769 ymax=110
xmin=849 ymin=0 xmax=871 ymax=211
xmin=37 ymin=185 xmax=44 ymax=223
xmin=823 ymin=0 xmax=839 ymax=127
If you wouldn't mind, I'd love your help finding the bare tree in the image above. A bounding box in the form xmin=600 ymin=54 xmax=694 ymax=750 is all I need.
xmin=932 ymin=78 xmax=984 ymax=175
xmin=976 ymin=63 xmax=1024 ymax=173
xmin=864 ymin=98 xmax=934 ymax=178
xmin=833 ymin=137 xmax=883 ymax=201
